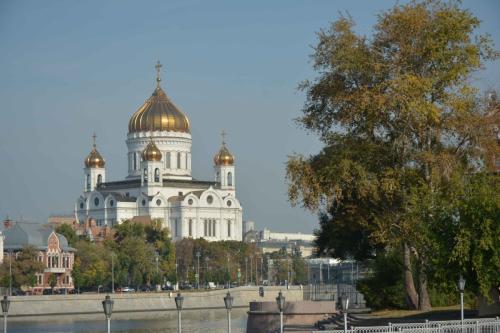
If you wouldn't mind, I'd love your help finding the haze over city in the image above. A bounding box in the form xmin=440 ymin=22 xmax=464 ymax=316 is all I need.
xmin=0 ymin=0 xmax=498 ymax=233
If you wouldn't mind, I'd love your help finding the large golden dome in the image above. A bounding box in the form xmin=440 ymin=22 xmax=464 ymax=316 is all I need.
xmin=85 ymin=148 xmax=105 ymax=168
xmin=128 ymin=63 xmax=190 ymax=134
xmin=142 ymin=139 xmax=162 ymax=162
xmin=214 ymin=144 xmax=234 ymax=166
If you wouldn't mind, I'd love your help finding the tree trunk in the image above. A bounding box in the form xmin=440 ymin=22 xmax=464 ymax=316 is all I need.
xmin=418 ymin=258 xmax=432 ymax=311
xmin=403 ymin=243 xmax=419 ymax=309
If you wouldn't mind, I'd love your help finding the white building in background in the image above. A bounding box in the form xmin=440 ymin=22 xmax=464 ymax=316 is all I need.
xmin=0 ymin=231 xmax=3 ymax=264
xmin=259 ymin=228 xmax=315 ymax=243
xmin=75 ymin=62 xmax=243 ymax=241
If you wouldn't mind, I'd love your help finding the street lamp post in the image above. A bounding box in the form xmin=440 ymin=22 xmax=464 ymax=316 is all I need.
xmin=458 ymin=275 xmax=466 ymax=325
xmin=111 ymin=253 xmax=115 ymax=293
xmin=102 ymin=295 xmax=114 ymax=333
xmin=175 ymin=293 xmax=184 ymax=333
xmin=196 ymin=251 xmax=201 ymax=289
xmin=224 ymin=291 xmax=234 ymax=333
xmin=1 ymin=296 xmax=10 ymax=333
xmin=245 ymin=257 xmax=248 ymax=285
xmin=250 ymin=256 xmax=253 ymax=285
xmin=341 ymin=296 xmax=349 ymax=333
xmin=276 ymin=291 xmax=286 ymax=333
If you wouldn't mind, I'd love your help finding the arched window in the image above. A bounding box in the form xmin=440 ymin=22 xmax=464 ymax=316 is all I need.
xmin=154 ymin=168 xmax=160 ymax=182
xmin=166 ymin=152 xmax=171 ymax=169
xmin=227 ymin=172 xmax=233 ymax=186
xmin=227 ymin=220 xmax=231 ymax=238
xmin=189 ymin=219 xmax=193 ymax=237
xmin=185 ymin=154 xmax=188 ymax=169
xmin=143 ymin=168 xmax=148 ymax=183
xmin=177 ymin=152 xmax=181 ymax=169
xmin=133 ymin=153 xmax=137 ymax=170
xmin=86 ymin=174 xmax=90 ymax=191
xmin=97 ymin=174 xmax=102 ymax=185
xmin=204 ymin=220 xmax=208 ymax=237
xmin=212 ymin=220 xmax=216 ymax=237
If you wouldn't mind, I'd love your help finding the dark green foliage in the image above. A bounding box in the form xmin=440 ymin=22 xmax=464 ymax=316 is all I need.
xmin=357 ymin=252 xmax=406 ymax=310
xmin=55 ymin=224 xmax=79 ymax=246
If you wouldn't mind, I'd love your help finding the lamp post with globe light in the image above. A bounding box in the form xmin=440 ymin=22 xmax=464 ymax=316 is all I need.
xmin=276 ymin=291 xmax=285 ymax=333
xmin=1 ymin=296 xmax=10 ymax=333
xmin=341 ymin=295 xmax=349 ymax=333
xmin=175 ymin=293 xmax=184 ymax=333
xmin=458 ymin=275 xmax=466 ymax=325
xmin=224 ymin=291 xmax=234 ymax=333
xmin=102 ymin=295 xmax=114 ymax=333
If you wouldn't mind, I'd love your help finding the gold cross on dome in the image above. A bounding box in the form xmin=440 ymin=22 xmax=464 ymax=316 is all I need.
xmin=92 ymin=132 xmax=97 ymax=148
xmin=155 ymin=61 xmax=162 ymax=86
xmin=221 ymin=130 xmax=227 ymax=145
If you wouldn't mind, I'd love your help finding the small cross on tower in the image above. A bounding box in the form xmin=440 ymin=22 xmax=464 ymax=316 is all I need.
xmin=221 ymin=130 xmax=227 ymax=145
xmin=155 ymin=61 xmax=162 ymax=87
xmin=92 ymin=132 xmax=97 ymax=148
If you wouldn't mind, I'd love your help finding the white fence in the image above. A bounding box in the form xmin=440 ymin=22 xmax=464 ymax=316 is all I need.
xmin=313 ymin=317 xmax=500 ymax=333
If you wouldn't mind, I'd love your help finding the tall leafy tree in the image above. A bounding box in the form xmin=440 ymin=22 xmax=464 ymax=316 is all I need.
xmin=287 ymin=0 xmax=497 ymax=310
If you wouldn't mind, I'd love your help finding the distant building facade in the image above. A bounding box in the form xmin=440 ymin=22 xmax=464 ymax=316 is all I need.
xmin=2 ymin=221 xmax=75 ymax=294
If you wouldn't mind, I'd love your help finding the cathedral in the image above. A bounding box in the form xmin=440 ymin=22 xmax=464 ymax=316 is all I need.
xmin=75 ymin=62 xmax=243 ymax=241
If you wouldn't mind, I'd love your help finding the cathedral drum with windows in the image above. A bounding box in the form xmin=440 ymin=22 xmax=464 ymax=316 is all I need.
xmin=75 ymin=62 xmax=243 ymax=241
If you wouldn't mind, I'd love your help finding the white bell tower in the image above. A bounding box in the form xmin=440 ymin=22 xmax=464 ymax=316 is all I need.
xmin=83 ymin=134 xmax=106 ymax=192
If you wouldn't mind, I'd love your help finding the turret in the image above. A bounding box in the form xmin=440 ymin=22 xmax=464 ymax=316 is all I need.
xmin=141 ymin=138 xmax=163 ymax=191
xmin=84 ymin=134 xmax=106 ymax=192
xmin=213 ymin=130 xmax=235 ymax=191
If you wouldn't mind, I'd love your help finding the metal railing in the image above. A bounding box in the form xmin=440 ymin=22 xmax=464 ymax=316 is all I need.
xmin=312 ymin=317 xmax=500 ymax=333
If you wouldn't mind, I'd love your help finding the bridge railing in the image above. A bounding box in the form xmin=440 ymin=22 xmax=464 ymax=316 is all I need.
xmin=312 ymin=317 xmax=500 ymax=333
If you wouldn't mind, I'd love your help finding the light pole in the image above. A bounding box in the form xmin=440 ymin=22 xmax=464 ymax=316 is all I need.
xmin=1 ymin=296 xmax=10 ymax=333
xmin=245 ymin=257 xmax=248 ymax=285
xmin=175 ymin=293 xmax=184 ymax=333
xmin=196 ymin=251 xmax=201 ymax=289
xmin=458 ymin=275 xmax=466 ymax=325
xmin=102 ymin=295 xmax=114 ymax=333
xmin=341 ymin=296 xmax=349 ymax=333
xmin=276 ymin=291 xmax=285 ymax=333
xmin=224 ymin=291 xmax=233 ymax=333
xmin=250 ymin=255 xmax=253 ymax=285
xmin=111 ymin=252 xmax=115 ymax=293
xmin=8 ymin=250 xmax=12 ymax=296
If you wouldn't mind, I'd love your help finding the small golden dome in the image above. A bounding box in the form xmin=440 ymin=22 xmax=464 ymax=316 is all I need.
xmin=129 ymin=63 xmax=190 ymax=134
xmin=214 ymin=144 xmax=234 ymax=166
xmin=85 ymin=148 xmax=105 ymax=168
xmin=142 ymin=139 xmax=162 ymax=162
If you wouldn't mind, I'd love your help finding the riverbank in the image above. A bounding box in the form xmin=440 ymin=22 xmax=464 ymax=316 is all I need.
xmin=6 ymin=286 xmax=303 ymax=322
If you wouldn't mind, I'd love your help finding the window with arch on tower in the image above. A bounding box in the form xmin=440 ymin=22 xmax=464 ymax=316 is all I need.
xmin=227 ymin=172 xmax=233 ymax=186
xmin=143 ymin=168 xmax=148 ymax=183
xmin=177 ymin=152 xmax=181 ymax=169
xmin=154 ymin=168 xmax=160 ymax=182
xmin=133 ymin=153 xmax=137 ymax=170
xmin=86 ymin=175 xmax=90 ymax=191
xmin=97 ymin=174 xmax=102 ymax=185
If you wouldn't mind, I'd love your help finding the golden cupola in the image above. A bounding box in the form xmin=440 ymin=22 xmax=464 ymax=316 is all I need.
xmin=142 ymin=139 xmax=163 ymax=162
xmin=128 ymin=61 xmax=190 ymax=134
xmin=214 ymin=131 xmax=235 ymax=166
xmin=84 ymin=134 xmax=105 ymax=168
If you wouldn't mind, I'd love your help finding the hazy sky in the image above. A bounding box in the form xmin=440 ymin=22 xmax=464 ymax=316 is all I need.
xmin=0 ymin=0 xmax=498 ymax=233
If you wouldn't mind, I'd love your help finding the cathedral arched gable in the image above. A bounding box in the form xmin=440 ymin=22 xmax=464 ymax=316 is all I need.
xmin=182 ymin=193 xmax=199 ymax=206
xmin=152 ymin=193 xmax=168 ymax=207
xmin=104 ymin=194 xmax=117 ymax=208
xmin=199 ymin=188 xmax=223 ymax=207
xmin=76 ymin=196 xmax=87 ymax=210
xmin=89 ymin=192 xmax=105 ymax=209
xmin=136 ymin=193 xmax=149 ymax=208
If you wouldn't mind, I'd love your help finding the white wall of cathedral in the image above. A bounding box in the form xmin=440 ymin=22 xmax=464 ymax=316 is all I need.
xmin=75 ymin=187 xmax=242 ymax=241
xmin=83 ymin=167 xmax=106 ymax=192
xmin=126 ymin=131 xmax=192 ymax=179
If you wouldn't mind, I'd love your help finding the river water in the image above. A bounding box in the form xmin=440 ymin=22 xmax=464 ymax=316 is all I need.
xmin=7 ymin=316 xmax=248 ymax=333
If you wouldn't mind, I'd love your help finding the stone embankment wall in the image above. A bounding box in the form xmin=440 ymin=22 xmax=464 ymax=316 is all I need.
xmin=247 ymin=300 xmax=336 ymax=333
xmin=7 ymin=286 xmax=303 ymax=322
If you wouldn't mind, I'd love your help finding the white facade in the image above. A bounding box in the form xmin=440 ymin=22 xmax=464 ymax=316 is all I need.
xmin=0 ymin=231 xmax=3 ymax=264
xmin=259 ymin=228 xmax=315 ymax=242
xmin=75 ymin=68 xmax=243 ymax=241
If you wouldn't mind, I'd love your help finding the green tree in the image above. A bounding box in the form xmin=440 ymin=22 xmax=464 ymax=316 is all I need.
xmin=55 ymin=224 xmax=79 ymax=246
xmin=0 ymin=246 xmax=44 ymax=289
xmin=49 ymin=273 xmax=57 ymax=293
xmin=287 ymin=0 xmax=497 ymax=310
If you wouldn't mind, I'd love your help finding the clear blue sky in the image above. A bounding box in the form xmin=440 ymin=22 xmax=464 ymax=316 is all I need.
xmin=0 ymin=0 xmax=498 ymax=233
